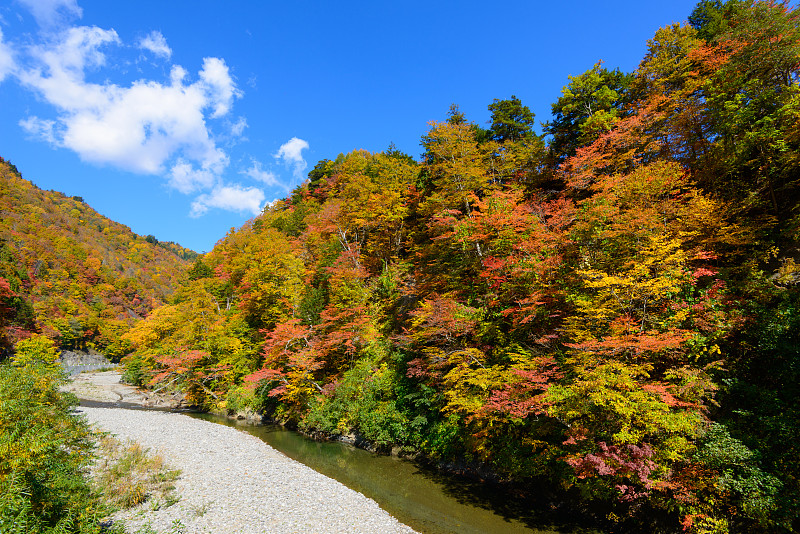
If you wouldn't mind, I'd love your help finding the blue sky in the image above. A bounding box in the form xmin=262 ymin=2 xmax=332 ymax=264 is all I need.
xmin=0 ymin=0 xmax=699 ymax=253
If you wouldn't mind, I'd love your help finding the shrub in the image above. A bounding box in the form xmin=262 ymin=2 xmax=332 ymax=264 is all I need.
xmin=223 ymin=385 xmax=259 ymax=414
xmin=11 ymin=334 xmax=59 ymax=369
xmin=0 ymin=362 xmax=104 ymax=533
xmin=302 ymin=358 xmax=411 ymax=448
xmin=120 ymin=354 xmax=149 ymax=386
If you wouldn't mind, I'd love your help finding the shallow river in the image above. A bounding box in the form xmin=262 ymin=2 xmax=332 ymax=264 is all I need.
xmin=189 ymin=413 xmax=583 ymax=534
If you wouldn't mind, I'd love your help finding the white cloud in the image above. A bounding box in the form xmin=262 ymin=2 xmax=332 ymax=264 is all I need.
xmin=275 ymin=137 xmax=309 ymax=165
xmin=17 ymin=27 xmax=239 ymax=178
xmin=0 ymin=29 xmax=15 ymax=83
xmin=18 ymin=26 xmax=120 ymax=111
xmin=138 ymin=30 xmax=171 ymax=59
xmin=19 ymin=116 xmax=58 ymax=144
xmin=8 ymin=12 xmax=257 ymax=219
xmin=18 ymin=0 xmax=82 ymax=28
xmin=242 ymin=159 xmax=279 ymax=187
xmin=199 ymin=57 xmax=240 ymax=118
xmin=230 ymin=116 xmax=247 ymax=137
xmin=190 ymin=184 xmax=265 ymax=217
xmin=274 ymin=137 xmax=309 ymax=179
xmin=169 ymin=159 xmax=217 ymax=194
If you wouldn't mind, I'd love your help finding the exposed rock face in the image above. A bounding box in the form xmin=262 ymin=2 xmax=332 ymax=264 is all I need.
xmin=59 ymin=350 xmax=118 ymax=376
xmin=58 ymin=349 xmax=112 ymax=367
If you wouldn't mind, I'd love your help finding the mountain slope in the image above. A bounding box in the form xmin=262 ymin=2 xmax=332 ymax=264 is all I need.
xmin=0 ymin=157 xmax=194 ymax=357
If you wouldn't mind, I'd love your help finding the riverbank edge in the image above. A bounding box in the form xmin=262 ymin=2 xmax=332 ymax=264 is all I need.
xmin=74 ymin=372 xmax=601 ymax=531
xmin=214 ymin=407 xmax=518 ymax=485
xmin=208 ymin=406 xmax=607 ymax=531
xmin=78 ymin=405 xmax=418 ymax=534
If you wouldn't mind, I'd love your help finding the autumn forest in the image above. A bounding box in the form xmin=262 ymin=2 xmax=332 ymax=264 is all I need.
xmin=2 ymin=1 xmax=800 ymax=532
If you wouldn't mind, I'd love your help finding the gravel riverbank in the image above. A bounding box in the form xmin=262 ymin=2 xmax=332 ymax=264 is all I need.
xmin=79 ymin=406 xmax=417 ymax=534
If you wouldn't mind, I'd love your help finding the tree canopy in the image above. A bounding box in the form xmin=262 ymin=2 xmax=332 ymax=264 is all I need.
xmin=3 ymin=2 xmax=800 ymax=532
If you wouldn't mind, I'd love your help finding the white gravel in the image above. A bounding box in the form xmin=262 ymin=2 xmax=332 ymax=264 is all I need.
xmin=78 ymin=406 xmax=417 ymax=534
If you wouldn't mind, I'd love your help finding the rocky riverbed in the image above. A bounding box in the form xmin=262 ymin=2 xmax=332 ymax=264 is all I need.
xmin=70 ymin=372 xmax=417 ymax=534
xmin=63 ymin=370 xmax=186 ymax=409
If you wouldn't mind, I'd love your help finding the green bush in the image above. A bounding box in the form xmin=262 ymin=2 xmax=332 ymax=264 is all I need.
xmin=223 ymin=384 xmax=259 ymax=414
xmin=120 ymin=354 xmax=148 ymax=386
xmin=302 ymin=358 xmax=411 ymax=448
xmin=0 ymin=362 xmax=104 ymax=533
xmin=695 ymin=423 xmax=782 ymax=528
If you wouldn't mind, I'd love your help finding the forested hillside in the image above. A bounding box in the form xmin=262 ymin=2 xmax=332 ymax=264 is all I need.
xmin=4 ymin=0 xmax=799 ymax=532
xmin=0 ymin=158 xmax=194 ymax=357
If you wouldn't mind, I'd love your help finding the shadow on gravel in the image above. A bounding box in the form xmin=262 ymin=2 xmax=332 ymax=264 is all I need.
xmin=76 ymin=399 xmax=198 ymax=413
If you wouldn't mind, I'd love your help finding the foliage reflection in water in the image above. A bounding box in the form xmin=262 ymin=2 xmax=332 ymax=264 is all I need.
xmin=189 ymin=413 xmax=596 ymax=534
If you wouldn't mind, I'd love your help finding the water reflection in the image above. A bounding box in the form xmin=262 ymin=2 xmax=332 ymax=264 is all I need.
xmin=189 ymin=414 xmax=599 ymax=534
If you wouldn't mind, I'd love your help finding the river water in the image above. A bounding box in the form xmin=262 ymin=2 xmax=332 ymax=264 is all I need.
xmin=188 ymin=414 xmax=589 ymax=534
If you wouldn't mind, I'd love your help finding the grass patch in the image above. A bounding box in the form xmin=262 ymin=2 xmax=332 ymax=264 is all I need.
xmin=128 ymin=519 xmax=185 ymax=534
xmin=92 ymin=434 xmax=181 ymax=511
xmin=189 ymin=501 xmax=211 ymax=518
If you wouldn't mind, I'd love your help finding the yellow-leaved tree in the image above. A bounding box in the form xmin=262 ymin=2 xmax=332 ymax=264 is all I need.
xmin=13 ymin=334 xmax=60 ymax=369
